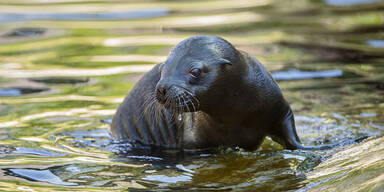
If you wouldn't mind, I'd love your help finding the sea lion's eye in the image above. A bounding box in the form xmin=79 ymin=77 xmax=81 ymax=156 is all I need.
xmin=189 ymin=68 xmax=202 ymax=78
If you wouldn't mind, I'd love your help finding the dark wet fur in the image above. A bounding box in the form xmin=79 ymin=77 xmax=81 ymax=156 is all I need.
xmin=111 ymin=64 xmax=180 ymax=148
xmin=111 ymin=35 xmax=368 ymax=151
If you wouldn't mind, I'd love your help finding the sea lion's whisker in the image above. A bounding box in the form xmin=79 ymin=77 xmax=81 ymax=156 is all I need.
xmin=190 ymin=97 xmax=197 ymax=112
xmin=176 ymin=95 xmax=183 ymax=114
xmin=185 ymin=91 xmax=199 ymax=112
xmin=184 ymin=92 xmax=197 ymax=112
xmin=140 ymin=93 xmax=155 ymax=121
xmin=182 ymin=96 xmax=191 ymax=113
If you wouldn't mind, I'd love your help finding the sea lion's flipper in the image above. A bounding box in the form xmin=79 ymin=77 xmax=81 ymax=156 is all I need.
xmin=269 ymin=109 xmax=304 ymax=150
xmin=270 ymin=109 xmax=368 ymax=150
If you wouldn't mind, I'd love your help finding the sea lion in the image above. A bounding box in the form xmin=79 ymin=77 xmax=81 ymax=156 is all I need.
xmin=111 ymin=35 xmax=365 ymax=150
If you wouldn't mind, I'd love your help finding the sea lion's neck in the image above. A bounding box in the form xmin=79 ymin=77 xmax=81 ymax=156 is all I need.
xmin=201 ymin=52 xmax=275 ymax=124
xmin=201 ymin=83 xmax=254 ymax=125
xmin=202 ymin=92 xmax=256 ymax=125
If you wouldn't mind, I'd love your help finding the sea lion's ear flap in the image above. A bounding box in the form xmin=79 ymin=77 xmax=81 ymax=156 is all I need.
xmin=217 ymin=59 xmax=232 ymax=70
xmin=217 ymin=58 xmax=232 ymax=66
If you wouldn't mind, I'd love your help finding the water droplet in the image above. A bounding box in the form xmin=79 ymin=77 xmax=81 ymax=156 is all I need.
xmin=178 ymin=114 xmax=182 ymax=121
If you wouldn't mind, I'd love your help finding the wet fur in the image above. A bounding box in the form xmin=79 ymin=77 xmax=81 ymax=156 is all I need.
xmin=111 ymin=35 xmax=366 ymax=150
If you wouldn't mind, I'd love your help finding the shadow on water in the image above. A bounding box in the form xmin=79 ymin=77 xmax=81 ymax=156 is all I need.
xmin=29 ymin=77 xmax=89 ymax=84
xmin=5 ymin=28 xmax=45 ymax=37
xmin=0 ymin=0 xmax=383 ymax=191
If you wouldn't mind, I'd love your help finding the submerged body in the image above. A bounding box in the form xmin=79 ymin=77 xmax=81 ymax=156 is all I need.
xmin=111 ymin=36 xmax=350 ymax=150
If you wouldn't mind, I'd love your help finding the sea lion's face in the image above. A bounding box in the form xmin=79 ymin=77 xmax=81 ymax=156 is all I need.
xmin=155 ymin=36 xmax=240 ymax=113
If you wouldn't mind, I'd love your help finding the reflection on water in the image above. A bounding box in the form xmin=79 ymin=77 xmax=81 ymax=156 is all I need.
xmin=272 ymin=69 xmax=343 ymax=80
xmin=143 ymin=174 xmax=192 ymax=184
xmin=0 ymin=87 xmax=49 ymax=96
xmin=367 ymin=40 xmax=384 ymax=48
xmin=0 ymin=9 xmax=169 ymax=22
xmin=324 ymin=0 xmax=381 ymax=6
xmin=0 ymin=89 xmax=21 ymax=96
xmin=13 ymin=147 xmax=65 ymax=157
xmin=8 ymin=168 xmax=78 ymax=186
xmin=0 ymin=0 xmax=383 ymax=191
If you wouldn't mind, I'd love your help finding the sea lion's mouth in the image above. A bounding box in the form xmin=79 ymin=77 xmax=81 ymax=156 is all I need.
xmin=156 ymin=85 xmax=200 ymax=113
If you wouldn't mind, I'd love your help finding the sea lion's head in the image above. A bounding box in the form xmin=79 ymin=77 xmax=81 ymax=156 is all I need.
xmin=155 ymin=35 xmax=245 ymax=113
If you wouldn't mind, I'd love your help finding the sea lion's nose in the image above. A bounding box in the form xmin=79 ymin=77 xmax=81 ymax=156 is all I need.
xmin=157 ymin=86 xmax=167 ymax=97
xmin=155 ymin=83 xmax=169 ymax=103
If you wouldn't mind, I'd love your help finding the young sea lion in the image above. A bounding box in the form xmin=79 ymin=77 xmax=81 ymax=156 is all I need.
xmin=111 ymin=35 xmax=365 ymax=150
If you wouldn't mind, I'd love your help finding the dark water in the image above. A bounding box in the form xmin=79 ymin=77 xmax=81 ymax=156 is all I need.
xmin=0 ymin=0 xmax=383 ymax=191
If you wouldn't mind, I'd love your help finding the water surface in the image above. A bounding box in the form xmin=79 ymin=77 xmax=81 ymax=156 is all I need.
xmin=0 ymin=0 xmax=383 ymax=191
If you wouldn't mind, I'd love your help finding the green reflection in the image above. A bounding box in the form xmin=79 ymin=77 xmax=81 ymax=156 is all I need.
xmin=0 ymin=0 xmax=383 ymax=191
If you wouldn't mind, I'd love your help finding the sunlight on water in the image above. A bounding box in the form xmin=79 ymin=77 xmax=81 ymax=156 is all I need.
xmin=103 ymin=36 xmax=186 ymax=47
xmin=90 ymin=55 xmax=166 ymax=63
xmin=9 ymin=168 xmax=78 ymax=186
xmin=0 ymin=65 xmax=155 ymax=78
xmin=0 ymin=0 xmax=383 ymax=191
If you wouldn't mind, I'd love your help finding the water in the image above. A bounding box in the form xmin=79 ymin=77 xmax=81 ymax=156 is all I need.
xmin=271 ymin=69 xmax=343 ymax=81
xmin=0 ymin=9 xmax=169 ymax=22
xmin=0 ymin=0 xmax=383 ymax=191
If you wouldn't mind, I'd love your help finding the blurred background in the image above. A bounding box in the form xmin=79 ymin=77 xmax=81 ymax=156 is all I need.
xmin=0 ymin=0 xmax=383 ymax=191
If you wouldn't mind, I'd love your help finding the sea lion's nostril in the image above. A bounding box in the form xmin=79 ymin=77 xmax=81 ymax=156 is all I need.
xmin=157 ymin=87 xmax=167 ymax=96
xmin=155 ymin=86 xmax=168 ymax=103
